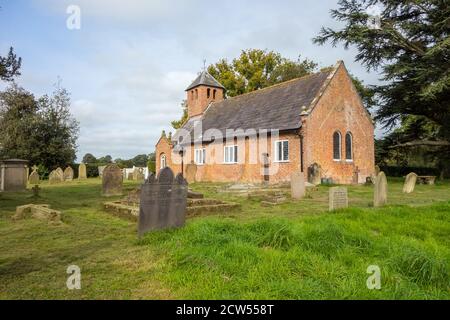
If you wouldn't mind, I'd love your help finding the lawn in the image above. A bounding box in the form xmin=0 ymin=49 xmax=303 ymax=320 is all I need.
xmin=0 ymin=178 xmax=449 ymax=299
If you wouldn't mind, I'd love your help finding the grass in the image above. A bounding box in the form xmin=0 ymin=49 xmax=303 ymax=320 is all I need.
xmin=0 ymin=178 xmax=449 ymax=299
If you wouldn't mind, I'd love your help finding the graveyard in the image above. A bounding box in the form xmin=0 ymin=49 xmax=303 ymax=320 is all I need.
xmin=0 ymin=176 xmax=449 ymax=299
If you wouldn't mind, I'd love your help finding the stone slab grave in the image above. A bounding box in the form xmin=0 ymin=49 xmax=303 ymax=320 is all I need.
xmin=102 ymin=164 xmax=123 ymax=197
xmin=329 ymin=187 xmax=348 ymax=211
xmin=64 ymin=166 xmax=74 ymax=181
xmin=291 ymin=171 xmax=305 ymax=200
xmin=138 ymin=167 xmax=188 ymax=236
xmin=13 ymin=204 xmax=62 ymax=225
xmin=248 ymin=190 xmax=287 ymax=206
xmin=374 ymin=171 xmax=388 ymax=207
xmin=78 ymin=163 xmax=87 ymax=180
xmin=403 ymin=172 xmax=418 ymax=194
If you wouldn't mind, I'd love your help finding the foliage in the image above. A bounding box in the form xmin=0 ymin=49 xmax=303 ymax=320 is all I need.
xmin=0 ymin=83 xmax=79 ymax=170
xmin=82 ymin=153 xmax=97 ymax=164
xmin=0 ymin=47 xmax=21 ymax=82
xmin=379 ymin=165 xmax=440 ymax=178
xmin=171 ymin=100 xmax=188 ymax=129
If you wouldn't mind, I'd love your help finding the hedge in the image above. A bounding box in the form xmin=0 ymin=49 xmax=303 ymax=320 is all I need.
xmin=379 ymin=166 xmax=440 ymax=177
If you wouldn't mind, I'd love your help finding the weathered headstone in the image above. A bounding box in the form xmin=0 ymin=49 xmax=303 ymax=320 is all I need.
xmin=55 ymin=168 xmax=64 ymax=181
xmin=290 ymin=171 xmax=305 ymax=200
xmin=329 ymin=187 xmax=348 ymax=211
xmin=374 ymin=171 xmax=388 ymax=207
xmin=403 ymin=172 xmax=418 ymax=194
xmin=185 ymin=162 xmax=197 ymax=183
xmin=28 ymin=169 xmax=40 ymax=185
xmin=308 ymin=163 xmax=322 ymax=185
xmin=49 ymin=169 xmax=64 ymax=184
xmin=374 ymin=165 xmax=381 ymax=176
xmin=78 ymin=163 xmax=87 ymax=179
xmin=133 ymin=167 xmax=145 ymax=181
xmin=63 ymin=166 xmax=74 ymax=181
xmin=102 ymin=164 xmax=123 ymax=197
xmin=138 ymin=167 xmax=188 ymax=236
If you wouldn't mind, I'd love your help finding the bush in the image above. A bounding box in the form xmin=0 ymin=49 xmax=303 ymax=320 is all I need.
xmin=380 ymin=166 xmax=440 ymax=177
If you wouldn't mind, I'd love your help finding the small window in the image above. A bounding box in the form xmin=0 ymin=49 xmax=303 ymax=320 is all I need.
xmin=274 ymin=140 xmax=289 ymax=162
xmin=207 ymin=88 xmax=211 ymax=98
xmin=224 ymin=145 xmax=238 ymax=164
xmin=191 ymin=90 xmax=194 ymax=99
xmin=195 ymin=148 xmax=206 ymax=165
xmin=195 ymin=89 xmax=198 ymax=99
xmin=213 ymin=89 xmax=216 ymax=99
xmin=333 ymin=131 xmax=341 ymax=160
xmin=345 ymin=132 xmax=353 ymax=161
xmin=160 ymin=154 xmax=167 ymax=169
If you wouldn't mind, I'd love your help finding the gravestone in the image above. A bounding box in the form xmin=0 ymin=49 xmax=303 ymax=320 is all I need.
xmin=185 ymin=162 xmax=197 ymax=183
xmin=329 ymin=187 xmax=348 ymax=211
xmin=49 ymin=169 xmax=63 ymax=184
xmin=127 ymin=172 xmax=134 ymax=180
xmin=78 ymin=163 xmax=87 ymax=179
xmin=0 ymin=159 xmax=29 ymax=192
xmin=403 ymin=172 xmax=418 ymax=194
xmin=98 ymin=165 xmax=106 ymax=177
xmin=63 ymin=166 xmax=74 ymax=181
xmin=55 ymin=168 xmax=64 ymax=181
xmin=374 ymin=171 xmax=388 ymax=207
xmin=374 ymin=165 xmax=381 ymax=176
xmin=102 ymin=164 xmax=123 ymax=197
xmin=138 ymin=167 xmax=188 ymax=236
xmin=28 ymin=169 xmax=40 ymax=185
xmin=133 ymin=167 xmax=145 ymax=181
xmin=308 ymin=163 xmax=322 ymax=185
xmin=290 ymin=171 xmax=305 ymax=200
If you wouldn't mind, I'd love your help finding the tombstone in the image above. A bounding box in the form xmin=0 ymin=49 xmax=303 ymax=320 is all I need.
xmin=28 ymin=169 xmax=40 ymax=185
xmin=329 ymin=187 xmax=348 ymax=211
xmin=0 ymin=159 xmax=29 ymax=192
xmin=185 ymin=162 xmax=198 ymax=183
xmin=78 ymin=163 xmax=87 ymax=180
xmin=374 ymin=165 xmax=381 ymax=176
xmin=128 ymin=172 xmax=134 ymax=180
xmin=133 ymin=167 xmax=145 ymax=181
xmin=102 ymin=164 xmax=123 ymax=197
xmin=308 ymin=163 xmax=322 ymax=185
xmin=374 ymin=171 xmax=388 ymax=207
xmin=48 ymin=170 xmax=61 ymax=184
xmin=55 ymin=168 xmax=64 ymax=181
xmin=63 ymin=166 xmax=74 ymax=181
xmin=403 ymin=172 xmax=418 ymax=194
xmin=352 ymin=166 xmax=360 ymax=184
xmin=138 ymin=167 xmax=188 ymax=236
xmin=291 ymin=171 xmax=305 ymax=200
xmin=31 ymin=185 xmax=41 ymax=198
xmin=98 ymin=165 xmax=106 ymax=177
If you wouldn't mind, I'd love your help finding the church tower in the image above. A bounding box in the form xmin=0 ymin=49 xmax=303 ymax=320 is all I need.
xmin=185 ymin=70 xmax=225 ymax=118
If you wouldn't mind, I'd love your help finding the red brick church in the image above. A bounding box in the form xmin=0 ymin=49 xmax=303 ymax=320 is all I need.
xmin=155 ymin=61 xmax=375 ymax=184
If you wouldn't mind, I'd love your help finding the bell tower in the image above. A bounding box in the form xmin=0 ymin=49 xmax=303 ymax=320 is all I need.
xmin=185 ymin=70 xmax=225 ymax=118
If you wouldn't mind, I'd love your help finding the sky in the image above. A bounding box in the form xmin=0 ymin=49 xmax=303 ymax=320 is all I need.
xmin=0 ymin=0 xmax=384 ymax=161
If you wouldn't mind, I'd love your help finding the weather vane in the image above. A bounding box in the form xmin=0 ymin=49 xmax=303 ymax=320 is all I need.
xmin=203 ymin=59 xmax=207 ymax=71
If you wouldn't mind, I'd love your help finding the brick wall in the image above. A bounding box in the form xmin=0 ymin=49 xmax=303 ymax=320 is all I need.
xmin=187 ymin=86 xmax=224 ymax=118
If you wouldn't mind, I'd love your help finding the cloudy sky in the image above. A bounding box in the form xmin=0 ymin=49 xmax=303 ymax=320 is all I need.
xmin=0 ymin=0 xmax=383 ymax=161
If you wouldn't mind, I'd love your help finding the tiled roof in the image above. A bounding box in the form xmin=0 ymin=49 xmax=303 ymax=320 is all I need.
xmin=185 ymin=71 xmax=225 ymax=91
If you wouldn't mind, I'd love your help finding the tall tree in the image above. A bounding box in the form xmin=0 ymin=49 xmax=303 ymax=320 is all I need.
xmin=314 ymin=0 xmax=450 ymax=143
xmin=0 ymin=47 xmax=22 ymax=82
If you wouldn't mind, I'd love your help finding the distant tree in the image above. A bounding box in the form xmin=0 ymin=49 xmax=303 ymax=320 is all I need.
xmin=147 ymin=152 xmax=156 ymax=173
xmin=0 ymin=47 xmax=21 ymax=82
xmin=97 ymin=155 xmax=112 ymax=164
xmin=82 ymin=153 xmax=97 ymax=164
xmin=0 ymin=83 xmax=79 ymax=169
xmin=171 ymin=100 xmax=188 ymax=129
xmin=132 ymin=154 xmax=149 ymax=167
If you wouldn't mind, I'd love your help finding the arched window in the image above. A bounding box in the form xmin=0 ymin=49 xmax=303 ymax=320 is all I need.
xmin=345 ymin=132 xmax=353 ymax=161
xmin=160 ymin=154 xmax=166 ymax=169
xmin=191 ymin=90 xmax=194 ymax=99
xmin=207 ymin=88 xmax=211 ymax=98
xmin=333 ymin=131 xmax=341 ymax=160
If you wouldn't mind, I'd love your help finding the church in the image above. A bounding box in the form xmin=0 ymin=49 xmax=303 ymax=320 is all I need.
xmin=155 ymin=60 xmax=375 ymax=184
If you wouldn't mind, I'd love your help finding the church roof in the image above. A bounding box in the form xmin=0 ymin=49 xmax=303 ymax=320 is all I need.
xmin=175 ymin=65 xmax=339 ymax=145
xmin=185 ymin=70 xmax=225 ymax=91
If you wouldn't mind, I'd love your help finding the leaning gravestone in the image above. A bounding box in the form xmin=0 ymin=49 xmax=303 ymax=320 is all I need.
xmin=291 ymin=171 xmax=305 ymax=200
xmin=63 ymin=166 xmax=74 ymax=181
xmin=78 ymin=163 xmax=87 ymax=179
xmin=329 ymin=187 xmax=348 ymax=211
xmin=403 ymin=172 xmax=418 ymax=194
xmin=374 ymin=171 xmax=388 ymax=207
xmin=102 ymin=164 xmax=123 ymax=197
xmin=185 ymin=162 xmax=198 ymax=183
xmin=308 ymin=163 xmax=322 ymax=185
xmin=28 ymin=169 xmax=40 ymax=185
xmin=138 ymin=167 xmax=188 ymax=236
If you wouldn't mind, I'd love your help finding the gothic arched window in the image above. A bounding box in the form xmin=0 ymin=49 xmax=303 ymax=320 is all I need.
xmin=333 ymin=131 xmax=342 ymax=160
xmin=160 ymin=154 xmax=166 ymax=169
xmin=345 ymin=132 xmax=353 ymax=161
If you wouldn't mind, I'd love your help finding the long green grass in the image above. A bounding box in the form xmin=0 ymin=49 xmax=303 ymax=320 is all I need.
xmin=0 ymin=178 xmax=449 ymax=299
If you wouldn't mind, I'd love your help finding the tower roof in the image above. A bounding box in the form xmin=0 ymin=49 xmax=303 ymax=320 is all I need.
xmin=185 ymin=70 xmax=225 ymax=91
